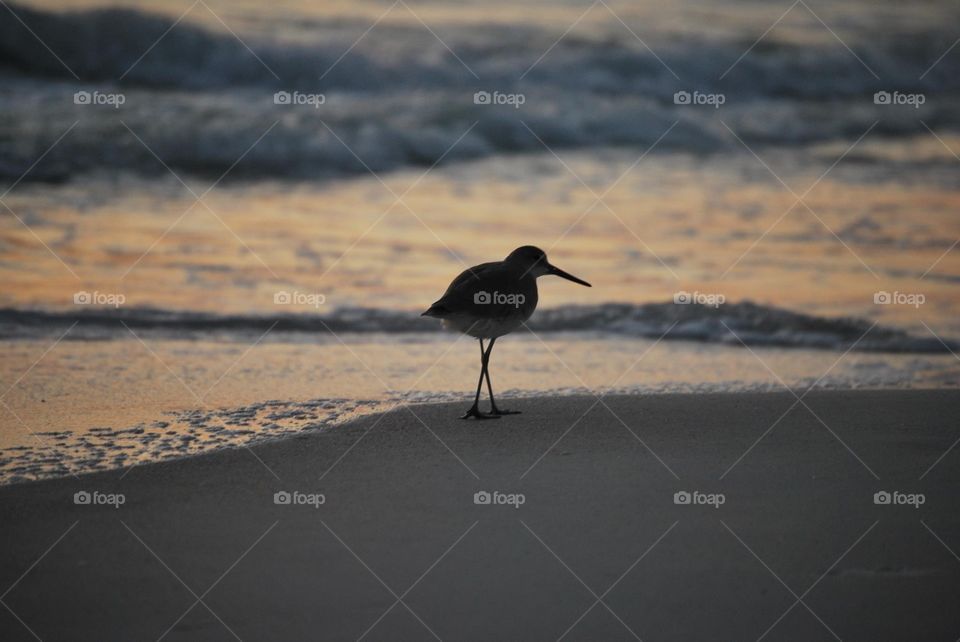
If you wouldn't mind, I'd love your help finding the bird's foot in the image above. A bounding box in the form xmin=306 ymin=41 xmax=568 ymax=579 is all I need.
xmin=461 ymin=406 xmax=500 ymax=420
xmin=489 ymin=406 xmax=521 ymax=416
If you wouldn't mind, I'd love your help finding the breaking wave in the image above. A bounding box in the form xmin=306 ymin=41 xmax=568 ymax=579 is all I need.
xmin=0 ymin=301 xmax=952 ymax=353
xmin=1 ymin=3 xmax=959 ymax=182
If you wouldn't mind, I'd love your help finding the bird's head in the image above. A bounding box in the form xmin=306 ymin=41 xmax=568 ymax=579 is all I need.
xmin=505 ymin=246 xmax=591 ymax=286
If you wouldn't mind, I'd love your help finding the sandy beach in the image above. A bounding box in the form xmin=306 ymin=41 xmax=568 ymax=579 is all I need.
xmin=2 ymin=390 xmax=958 ymax=641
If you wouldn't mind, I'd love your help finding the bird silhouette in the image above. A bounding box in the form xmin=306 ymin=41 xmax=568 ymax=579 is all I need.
xmin=423 ymin=246 xmax=591 ymax=418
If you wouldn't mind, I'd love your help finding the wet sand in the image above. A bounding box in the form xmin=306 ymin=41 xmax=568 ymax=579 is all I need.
xmin=2 ymin=390 xmax=959 ymax=641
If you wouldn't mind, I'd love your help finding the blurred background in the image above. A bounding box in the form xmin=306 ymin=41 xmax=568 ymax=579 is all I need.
xmin=1 ymin=0 xmax=959 ymax=481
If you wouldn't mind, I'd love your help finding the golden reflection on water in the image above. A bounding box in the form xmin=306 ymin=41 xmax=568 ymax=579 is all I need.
xmin=3 ymin=148 xmax=959 ymax=334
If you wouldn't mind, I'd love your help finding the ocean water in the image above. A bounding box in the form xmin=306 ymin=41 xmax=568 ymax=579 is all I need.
xmin=1 ymin=0 xmax=959 ymax=482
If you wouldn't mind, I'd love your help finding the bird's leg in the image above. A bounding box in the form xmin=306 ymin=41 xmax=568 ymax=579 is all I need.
xmin=483 ymin=338 xmax=521 ymax=416
xmin=461 ymin=338 xmax=499 ymax=420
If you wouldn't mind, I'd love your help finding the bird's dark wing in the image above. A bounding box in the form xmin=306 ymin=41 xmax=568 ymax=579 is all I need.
xmin=421 ymin=262 xmax=501 ymax=317
xmin=442 ymin=262 xmax=499 ymax=297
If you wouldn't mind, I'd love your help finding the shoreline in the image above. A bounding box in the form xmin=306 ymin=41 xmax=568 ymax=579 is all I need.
xmin=3 ymin=385 xmax=957 ymax=488
xmin=2 ymin=390 xmax=959 ymax=640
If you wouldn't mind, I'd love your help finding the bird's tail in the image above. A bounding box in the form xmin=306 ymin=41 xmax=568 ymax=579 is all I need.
xmin=421 ymin=302 xmax=450 ymax=318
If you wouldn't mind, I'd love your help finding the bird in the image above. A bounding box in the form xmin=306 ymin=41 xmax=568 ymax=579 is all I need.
xmin=422 ymin=246 xmax=591 ymax=419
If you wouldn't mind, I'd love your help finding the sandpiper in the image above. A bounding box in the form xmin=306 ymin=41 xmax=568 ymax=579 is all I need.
xmin=422 ymin=246 xmax=591 ymax=419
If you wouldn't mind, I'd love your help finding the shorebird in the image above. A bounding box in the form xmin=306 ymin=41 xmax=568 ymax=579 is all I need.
xmin=422 ymin=246 xmax=591 ymax=419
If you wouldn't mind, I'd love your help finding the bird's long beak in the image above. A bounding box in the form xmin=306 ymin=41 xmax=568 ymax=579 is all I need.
xmin=547 ymin=263 xmax=591 ymax=287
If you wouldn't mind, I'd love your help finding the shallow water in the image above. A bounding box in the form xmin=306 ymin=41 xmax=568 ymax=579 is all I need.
xmin=2 ymin=329 xmax=958 ymax=483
